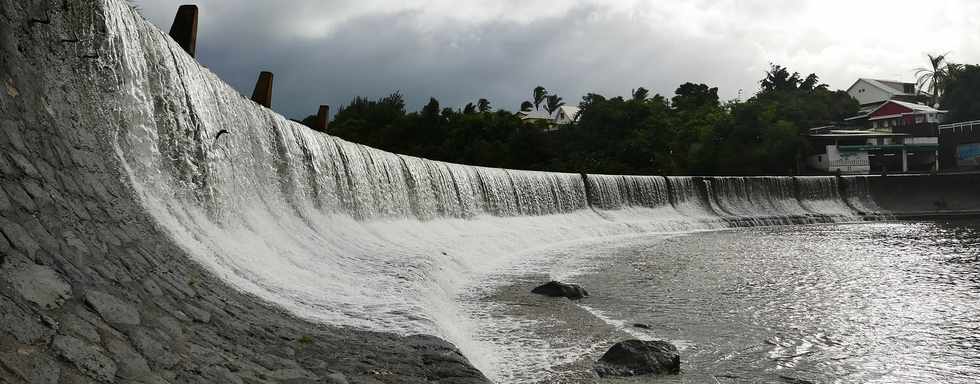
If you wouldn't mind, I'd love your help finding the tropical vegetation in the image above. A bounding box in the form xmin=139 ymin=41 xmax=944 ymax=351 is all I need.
xmin=294 ymin=64 xmax=878 ymax=175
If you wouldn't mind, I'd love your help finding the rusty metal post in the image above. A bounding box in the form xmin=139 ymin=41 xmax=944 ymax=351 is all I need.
xmin=251 ymin=71 xmax=273 ymax=108
xmin=315 ymin=105 xmax=329 ymax=131
xmin=168 ymin=5 xmax=198 ymax=57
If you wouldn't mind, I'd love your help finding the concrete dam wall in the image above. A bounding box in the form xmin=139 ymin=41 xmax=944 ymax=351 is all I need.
xmin=1 ymin=0 xmax=977 ymax=383
xmin=860 ymin=174 xmax=980 ymax=217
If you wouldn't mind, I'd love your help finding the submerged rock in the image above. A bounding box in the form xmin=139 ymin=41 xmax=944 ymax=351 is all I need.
xmin=531 ymin=281 xmax=589 ymax=300
xmin=594 ymin=339 xmax=680 ymax=377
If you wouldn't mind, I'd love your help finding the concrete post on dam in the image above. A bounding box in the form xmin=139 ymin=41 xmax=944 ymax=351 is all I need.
xmin=251 ymin=71 xmax=274 ymax=108
xmin=168 ymin=5 xmax=198 ymax=57
xmin=315 ymin=105 xmax=330 ymax=131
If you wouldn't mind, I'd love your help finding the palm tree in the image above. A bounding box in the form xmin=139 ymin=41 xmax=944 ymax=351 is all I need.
xmin=462 ymin=102 xmax=476 ymax=114
xmin=533 ymin=86 xmax=547 ymax=110
xmin=632 ymin=87 xmax=649 ymax=102
xmin=477 ymin=98 xmax=491 ymax=113
xmin=916 ymin=53 xmax=954 ymax=107
xmin=544 ymin=94 xmax=564 ymax=115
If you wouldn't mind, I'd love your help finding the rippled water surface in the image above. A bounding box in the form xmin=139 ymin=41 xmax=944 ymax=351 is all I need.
xmin=474 ymin=220 xmax=980 ymax=383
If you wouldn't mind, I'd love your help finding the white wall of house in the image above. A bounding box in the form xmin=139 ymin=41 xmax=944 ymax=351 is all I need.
xmin=906 ymin=137 xmax=938 ymax=144
xmin=807 ymin=145 xmax=870 ymax=174
xmin=554 ymin=106 xmax=580 ymax=125
xmin=848 ymin=79 xmax=895 ymax=106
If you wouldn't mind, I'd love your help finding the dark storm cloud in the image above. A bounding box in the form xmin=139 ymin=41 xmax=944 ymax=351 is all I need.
xmin=138 ymin=1 xmax=979 ymax=119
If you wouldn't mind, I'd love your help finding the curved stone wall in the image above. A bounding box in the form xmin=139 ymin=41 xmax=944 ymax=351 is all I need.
xmin=0 ymin=1 xmax=487 ymax=383
xmin=2 ymin=1 xmax=978 ymax=383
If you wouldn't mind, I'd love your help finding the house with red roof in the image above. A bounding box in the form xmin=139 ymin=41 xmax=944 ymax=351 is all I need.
xmin=806 ymin=99 xmax=943 ymax=175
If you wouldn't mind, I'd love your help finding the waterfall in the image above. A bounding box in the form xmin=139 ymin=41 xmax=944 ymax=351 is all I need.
xmin=586 ymin=175 xmax=671 ymax=209
xmin=702 ymin=177 xmax=801 ymax=225
xmin=841 ymin=176 xmax=885 ymax=216
xmin=77 ymin=0 xmax=894 ymax=379
xmin=796 ymin=176 xmax=859 ymax=220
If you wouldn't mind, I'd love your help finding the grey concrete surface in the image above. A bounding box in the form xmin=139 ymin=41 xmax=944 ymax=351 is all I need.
xmin=865 ymin=174 xmax=980 ymax=216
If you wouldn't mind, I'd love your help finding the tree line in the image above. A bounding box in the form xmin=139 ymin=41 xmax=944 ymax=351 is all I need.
xmin=918 ymin=53 xmax=980 ymax=123
xmin=296 ymin=60 xmax=978 ymax=176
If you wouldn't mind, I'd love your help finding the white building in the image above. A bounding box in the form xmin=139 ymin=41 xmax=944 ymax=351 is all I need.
xmin=866 ymin=99 xmax=945 ymax=131
xmin=553 ymin=106 xmax=581 ymax=125
xmin=846 ymin=78 xmax=926 ymax=109
xmin=516 ymin=109 xmax=551 ymax=124
xmin=517 ymin=106 xmax=582 ymax=131
xmin=806 ymin=129 xmax=939 ymax=174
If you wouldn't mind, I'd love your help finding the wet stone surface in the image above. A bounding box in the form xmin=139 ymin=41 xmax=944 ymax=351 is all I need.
xmin=0 ymin=0 xmax=490 ymax=383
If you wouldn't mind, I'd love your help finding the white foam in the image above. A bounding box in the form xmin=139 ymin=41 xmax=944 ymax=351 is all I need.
xmin=97 ymin=1 xmax=882 ymax=380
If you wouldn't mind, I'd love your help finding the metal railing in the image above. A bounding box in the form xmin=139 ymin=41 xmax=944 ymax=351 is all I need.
xmin=939 ymin=120 xmax=980 ymax=131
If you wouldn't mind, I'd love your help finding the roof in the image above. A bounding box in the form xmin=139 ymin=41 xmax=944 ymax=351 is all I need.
xmin=808 ymin=125 xmax=837 ymax=133
xmin=516 ymin=110 xmax=551 ymax=120
xmin=556 ymin=106 xmax=581 ymax=122
xmin=847 ymin=78 xmax=919 ymax=97
xmin=886 ymin=99 xmax=943 ymax=113
xmin=844 ymin=113 xmax=870 ymax=121
xmin=558 ymin=105 xmax=580 ymax=116
xmin=808 ymin=130 xmax=911 ymax=138
xmin=866 ymin=99 xmax=946 ymax=121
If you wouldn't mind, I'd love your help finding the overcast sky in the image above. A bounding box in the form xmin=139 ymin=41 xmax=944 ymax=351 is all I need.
xmin=138 ymin=0 xmax=980 ymax=119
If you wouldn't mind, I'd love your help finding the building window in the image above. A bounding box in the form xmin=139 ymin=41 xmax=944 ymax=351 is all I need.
xmin=818 ymin=155 xmax=823 ymax=162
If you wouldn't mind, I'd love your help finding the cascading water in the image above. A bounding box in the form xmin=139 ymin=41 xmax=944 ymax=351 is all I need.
xmin=585 ymin=175 xmax=716 ymax=232
xmin=842 ymin=175 xmax=886 ymax=216
xmin=796 ymin=176 xmax=861 ymax=220
xmin=88 ymin=0 xmax=890 ymax=380
xmin=586 ymin=174 xmax=672 ymax=209
xmin=665 ymin=176 xmax=721 ymax=221
xmin=703 ymin=177 xmax=802 ymax=225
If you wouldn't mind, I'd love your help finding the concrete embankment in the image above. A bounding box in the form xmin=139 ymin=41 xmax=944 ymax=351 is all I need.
xmin=862 ymin=174 xmax=980 ymax=219
xmin=0 ymin=1 xmax=487 ymax=383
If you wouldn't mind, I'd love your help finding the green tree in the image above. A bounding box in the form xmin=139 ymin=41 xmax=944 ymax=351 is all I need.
xmin=562 ymin=92 xmax=672 ymax=174
xmin=533 ymin=86 xmax=547 ymax=111
xmin=477 ymin=98 xmax=491 ymax=113
xmin=323 ymin=64 xmax=856 ymax=176
xmin=544 ymin=94 xmax=565 ymax=115
xmin=520 ymin=101 xmax=534 ymax=111
xmin=671 ymin=83 xmax=719 ymax=111
xmin=632 ymin=87 xmax=650 ymax=102
xmin=916 ymin=53 xmax=958 ymax=107
xmin=942 ymin=64 xmax=980 ymax=122
xmin=330 ymin=92 xmax=407 ymax=150
xmin=669 ymin=83 xmax=726 ymax=174
xmin=760 ymin=64 xmax=803 ymax=93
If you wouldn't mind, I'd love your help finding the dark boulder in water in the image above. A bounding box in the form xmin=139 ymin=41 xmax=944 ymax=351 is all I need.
xmin=531 ymin=281 xmax=589 ymax=300
xmin=594 ymin=339 xmax=680 ymax=377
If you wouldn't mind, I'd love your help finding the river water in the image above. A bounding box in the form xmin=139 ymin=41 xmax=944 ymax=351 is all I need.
xmin=469 ymin=220 xmax=980 ymax=383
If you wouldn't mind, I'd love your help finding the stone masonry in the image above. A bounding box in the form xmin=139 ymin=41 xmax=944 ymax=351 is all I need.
xmin=0 ymin=0 xmax=489 ymax=383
